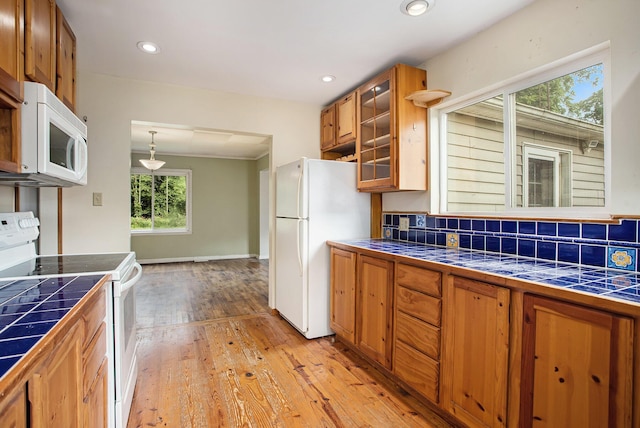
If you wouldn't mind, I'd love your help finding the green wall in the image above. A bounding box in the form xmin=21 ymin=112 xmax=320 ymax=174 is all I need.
xmin=130 ymin=153 xmax=266 ymax=262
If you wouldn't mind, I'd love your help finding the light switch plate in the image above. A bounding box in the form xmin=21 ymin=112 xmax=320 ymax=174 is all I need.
xmin=399 ymin=217 xmax=410 ymax=231
xmin=92 ymin=192 xmax=103 ymax=206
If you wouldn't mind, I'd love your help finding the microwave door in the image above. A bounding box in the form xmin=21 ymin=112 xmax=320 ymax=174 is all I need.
xmin=38 ymin=103 xmax=88 ymax=184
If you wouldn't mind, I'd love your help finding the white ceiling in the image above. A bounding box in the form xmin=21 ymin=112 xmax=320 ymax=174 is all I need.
xmin=57 ymin=0 xmax=535 ymax=159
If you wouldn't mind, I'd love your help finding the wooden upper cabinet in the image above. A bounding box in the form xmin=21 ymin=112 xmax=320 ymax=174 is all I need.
xmin=329 ymin=247 xmax=357 ymax=344
xmin=25 ymin=0 xmax=56 ymax=91
xmin=441 ymin=276 xmax=510 ymax=428
xmin=320 ymin=103 xmax=336 ymax=151
xmin=0 ymin=0 xmax=24 ymax=103
xmin=55 ymin=6 xmax=76 ymax=111
xmin=357 ymin=254 xmax=394 ymax=369
xmin=357 ymin=64 xmax=427 ymax=192
xmin=519 ymin=295 xmax=634 ymax=428
xmin=336 ymin=92 xmax=357 ymax=145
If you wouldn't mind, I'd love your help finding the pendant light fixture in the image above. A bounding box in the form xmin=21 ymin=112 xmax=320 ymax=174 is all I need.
xmin=139 ymin=130 xmax=166 ymax=171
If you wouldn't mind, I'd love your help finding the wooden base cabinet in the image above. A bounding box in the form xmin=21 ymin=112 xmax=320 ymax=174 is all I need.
xmin=330 ymin=248 xmax=357 ymax=344
xmin=0 ymin=385 xmax=27 ymax=428
xmin=356 ymin=255 xmax=394 ymax=369
xmin=519 ymin=295 xmax=634 ymax=428
xmin=441 ymin=276 xmax=510 ymax=428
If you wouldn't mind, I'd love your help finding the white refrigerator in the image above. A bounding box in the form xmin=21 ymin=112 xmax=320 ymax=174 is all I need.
xmin=275 ymin=158 xmax=370 ymax=339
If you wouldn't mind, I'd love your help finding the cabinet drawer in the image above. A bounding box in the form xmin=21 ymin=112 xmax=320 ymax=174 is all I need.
xmin=396 ymin=285 xmax=441 ymax=326
xmin=394 ymin=340 xmax=439 ymax=403
xmin=396 ymin=311 xmax=440 ymax=359
xmin=83 ymin=322 xmax=107 ymax=394
xmin=397 ymin=263 xmax=441 ymax=297
xmin=82 ymin=286 xmax=106 ymax=348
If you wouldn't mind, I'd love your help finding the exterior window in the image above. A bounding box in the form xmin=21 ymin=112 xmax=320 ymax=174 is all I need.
xmin=130 ymin=168 xmax=192 ymax=234
xmin=441 ymin=47 xmax=607 ymax=215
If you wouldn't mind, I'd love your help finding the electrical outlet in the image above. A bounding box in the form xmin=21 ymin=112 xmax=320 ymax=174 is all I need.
xmin=92 ymin=192 xmax=103 ymax=206
xmin=399 ymin=217 xmax=410 ymax=231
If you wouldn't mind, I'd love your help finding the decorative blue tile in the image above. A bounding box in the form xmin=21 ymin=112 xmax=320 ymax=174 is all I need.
xmin=383 ymin=227 xmax=393 ymax=239
xmin=518 ymin=239 xmax=536 ymax=257
xmin=558 ymin=243 xmax=580 ymax=264
xmin=486 ymin=220 xmax=501 ymax=232
xmin=0 ymin=321 xmax=57 ymax=340
xmin=537 ymin=241 xmax=557 ymax=261
xmin=459 ymin=234 xmax=471 ymax=249
xmin=447 ymin=218 xmax=459 ymax=230
xmin=566 ymin=284 xmax=611 ymax=295
xmin=436 ymin=218 xmax=447 ymax=228
xmin=459 ymin=219 xmax=472 ymax=230
xmin=606 ymin=289 xmax=640 ymax=304
xmin=472 ymin=236 xmax=485 ymax=251
xmin=608 ymin=220 xmax=637 ymax=242
xmin=436 ymin=233 xmax=446 ymax=246
xmin=408 ymin=215 xmax=417 ymax=227
xmin=557 ymin=223 xmax=580 ymax=238
xmin=607 ymin=247 xmax=636 ymax=271
xmin=486 ymin=236 xmax=501 ymax=253
xmin=384 ymin=214 xmax=392 ymax=226
xmin=416 ymin=215 xmax=426 ymax=228
xmin=399 ymin=230 xmax=408 ymax=241
xmin=581 ymin=245 xmax=606 ymax=267
xmin=472 ymin=219 xmax=486 ymax=231
xmin=392 ymin=229 xmax=399 ymax=240
xmin=408 ymin=230 xmax=418 ymax=242
xmin=537 ymin=222 xmax=557 ymax=236
xmin=416 ymin=231 xmax=426 ymax=243
xmin=502 ymin=221 xmax=517 ymax=233
xmin=519 ymin=221 xmax=536 ymax=235
xmin=425 ymin=216 xmax=436 ymax=228
xmin=502 ymin=237 xmax=517 ymax=254
xmin=426 ymin=232 xmax=436 ymax=245
xmin=582 ymin=223 xmax=606 ymax=240
xmin=392 ymin=215 xmax=399 ymax=226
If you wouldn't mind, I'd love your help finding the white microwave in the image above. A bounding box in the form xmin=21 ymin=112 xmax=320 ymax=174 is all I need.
xmin=15 ymin=82 xmax=88 ymax=186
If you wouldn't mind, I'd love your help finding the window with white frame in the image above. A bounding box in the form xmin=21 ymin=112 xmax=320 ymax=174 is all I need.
xmin=439 ymin=46 xmax=607 ymax=216
xmin=130 ymin=168 xmax=192 ymax=234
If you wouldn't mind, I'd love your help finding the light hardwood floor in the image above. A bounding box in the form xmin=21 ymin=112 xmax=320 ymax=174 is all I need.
xmin=128 ymin=259 xmax=457 ymax=428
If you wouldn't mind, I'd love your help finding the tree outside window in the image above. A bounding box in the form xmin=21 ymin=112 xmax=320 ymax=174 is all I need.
xmin=130 ymin=169 xmax=191 ymax=232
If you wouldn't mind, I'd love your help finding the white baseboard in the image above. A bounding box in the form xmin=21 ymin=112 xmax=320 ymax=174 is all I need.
xmin=138 ymin=254 xmax=258 ymax=265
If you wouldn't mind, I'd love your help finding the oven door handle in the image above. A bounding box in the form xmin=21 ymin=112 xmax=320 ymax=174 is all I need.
xmin=120 ymin=262 xmax=142 ymax=292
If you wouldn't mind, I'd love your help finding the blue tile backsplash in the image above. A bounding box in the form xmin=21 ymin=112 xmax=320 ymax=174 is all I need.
xmin=383 ymin=213 xmax=640 ymax=273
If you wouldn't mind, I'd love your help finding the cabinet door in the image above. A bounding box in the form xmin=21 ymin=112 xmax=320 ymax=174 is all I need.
xmin=0 ymin=385 xmax=27 ymax=428
xmin=357 ymin=70 xmax=393 ymax=189
xmin=520 ymin=295 xmax=633 ymax=428
xmin=0 ymin=0 xmax=23 ymax=103
xmin=336 ymin=92 xmax=357 ymax=145
xmin=442 ymin=276 xmax=510 ymax=428
xmin=56 ymin=6 xmax=76 ymax=111
xmin=330 ymin=248 xmax=357 ymax=344
xmin=24 ymin=0 xmax=56 ymax=90
xmin=357 ymin=255 xmax=393 ymax=368
xmin=84 ymin=358 xmax=108 ymax=428
xmin=29 ymin=323 xmax=84 ymax=427
xmin=320 ymin=103 xmax=336 ymax=151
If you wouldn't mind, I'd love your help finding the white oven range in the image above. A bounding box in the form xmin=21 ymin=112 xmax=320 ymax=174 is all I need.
xmin=0 ymin=211 xmax=142 ymax=428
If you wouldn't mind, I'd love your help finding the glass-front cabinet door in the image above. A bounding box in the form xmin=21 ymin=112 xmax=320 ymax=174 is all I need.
xmin=358 ymin=70 xmax=395 ymax=189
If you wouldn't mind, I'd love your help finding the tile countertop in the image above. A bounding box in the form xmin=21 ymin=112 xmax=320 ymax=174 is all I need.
xmin=332 ymin=239 xmax=640 ymax=308
xmin=0 ymin=274 xmax=107 ymax=379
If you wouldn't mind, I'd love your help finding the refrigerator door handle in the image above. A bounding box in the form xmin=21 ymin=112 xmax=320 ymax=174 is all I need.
xmin=296 ymin=167 xmax=303 ymax=219
xmin=296 ymin=219 xmax=303 ymax=276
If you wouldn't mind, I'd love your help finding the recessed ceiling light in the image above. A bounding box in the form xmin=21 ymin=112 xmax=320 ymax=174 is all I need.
xmin=400 ymin=0 xmax=434 ymax=17
xmin=137 ymin=41 xmax=160 ymax=54
xmin=321 ymin=75 xmax=336 ymax=83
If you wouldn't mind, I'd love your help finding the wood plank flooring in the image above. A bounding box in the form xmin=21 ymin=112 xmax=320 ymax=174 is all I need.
xmin=128 ymin=259 xmax=457 ymax=427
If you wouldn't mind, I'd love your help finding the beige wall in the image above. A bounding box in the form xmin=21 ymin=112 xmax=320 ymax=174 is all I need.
xmin=130 ymin=154 xmax=260 ymax=262
xmin=384 ymin=0 xmax=640 ymax=216
xmin=61 ymin=72 xmax=319 ymax=255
